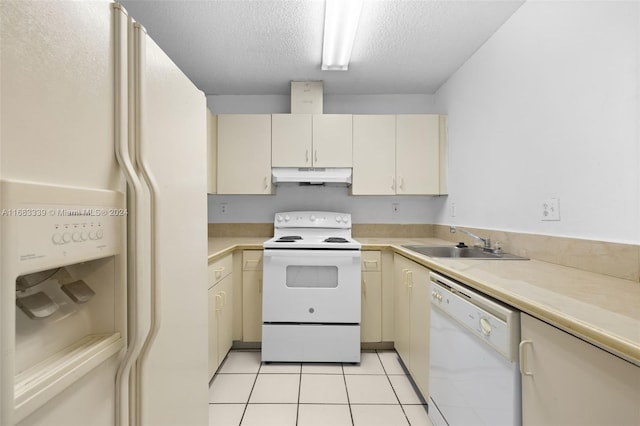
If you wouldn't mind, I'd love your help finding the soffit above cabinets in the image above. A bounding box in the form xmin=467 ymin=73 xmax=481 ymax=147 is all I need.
xmin=119 ymin=0 xmax=525 ymax=96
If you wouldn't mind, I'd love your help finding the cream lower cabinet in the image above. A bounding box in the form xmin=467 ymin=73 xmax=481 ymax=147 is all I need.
xmin=242 ymin=250 xmax=263 ymax=342
xmin=361 ymin=251 xmax=382 ymax=342
xmin=520 ymin=313 xmax=640 ymax=425
xmin=217 ymin=114 xmax=272 ymax=194
xmin=393 ymin=254 xmax=430 ymax=399
xmin=208 ymin=255 xmax=233 ymax=379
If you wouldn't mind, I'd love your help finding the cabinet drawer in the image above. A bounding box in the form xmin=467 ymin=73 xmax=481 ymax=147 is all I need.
xmin=208 ymin=254 xmax=232 ymax=287
xmin=361 ymin=251 xmax=381 ymax=271
xmin=242 ymin=250 xmax=263 ymax=271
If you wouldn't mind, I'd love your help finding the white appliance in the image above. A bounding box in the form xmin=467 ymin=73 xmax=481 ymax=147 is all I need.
xmin=1 ymin=2 xmax=208 ymax=426
xmin=428 ymin=272 xmax=522 ymax=426
xmin=262 ymin=212 xmax=361 ymax=363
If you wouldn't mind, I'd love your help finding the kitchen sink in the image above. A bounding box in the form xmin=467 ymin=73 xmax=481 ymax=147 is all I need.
xmin=402 ymin=245 xmax=529 ymax=260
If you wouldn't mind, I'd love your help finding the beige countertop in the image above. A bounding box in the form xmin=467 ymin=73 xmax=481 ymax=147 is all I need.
xmin=208 ymin=236 xmax=640 ymax=366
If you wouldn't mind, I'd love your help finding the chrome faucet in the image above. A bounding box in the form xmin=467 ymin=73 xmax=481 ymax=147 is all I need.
xmin=450 ymin=226 xmax=492 ymax=251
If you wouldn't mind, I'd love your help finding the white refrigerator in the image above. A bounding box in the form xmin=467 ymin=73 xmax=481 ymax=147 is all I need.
xmin=1 ymin=2 xmax=208 ymax=425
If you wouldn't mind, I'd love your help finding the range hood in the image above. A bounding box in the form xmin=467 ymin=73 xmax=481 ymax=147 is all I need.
xmin=272 ymin=167 xmax=352 ymax=185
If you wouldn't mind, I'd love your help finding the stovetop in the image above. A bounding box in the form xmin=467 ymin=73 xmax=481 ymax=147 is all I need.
xmin=263 ymin=211 xmax=361 ymax=250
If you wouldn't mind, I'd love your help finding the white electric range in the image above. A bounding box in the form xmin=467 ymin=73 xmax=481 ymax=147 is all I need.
xmin=261 ymin=211 xmax=362 ymax=363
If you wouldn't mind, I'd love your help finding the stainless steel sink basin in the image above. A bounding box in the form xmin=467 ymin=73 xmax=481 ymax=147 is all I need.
xmin=402 ymin=245 xmax=528 ymax=260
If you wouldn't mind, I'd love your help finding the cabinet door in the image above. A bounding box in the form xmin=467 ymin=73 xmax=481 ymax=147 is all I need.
xmin=271 ymin=114 xmax=312 ymax=167
xmin=409 ymin=264 xmax=430 ymax=399
xmin=312 ymin=114 xmax=352 ymax=167
xmin=207 ymin=286 xmax=219 ymax=379
xmin=352 ymin=115 xmax=396 ymax=195
xmin=361 ymin=251 xmax=382 ymax=342
xmin=242 ymin=269 xmax=262 ymax=341
xmin=393 ymin=254 xmax=412 ymax=364
xmin=521 ymin=313 xmax=640 ymax=425
xmin=242 ymin=251 xmax=263 ymax=342
xmin=217 ymin=275 xmax=233 ymax=363
xmin=396 ymin=114 xmax=440 ymax=195
xmin=361 ymin=271 xmax=382 ymax=343
xmin=217 ymin=114 xmax=271 ymax=194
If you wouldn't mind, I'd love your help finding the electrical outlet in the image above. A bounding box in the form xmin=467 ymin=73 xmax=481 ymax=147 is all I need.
xmin=392 ymin=203 xmax=400 ymax=215
xmin=451 ymin=202 xmax=457 ymax=217
xmin=541 ymin=198 xmax=560 ymax=221
xmin=219 ymin=202 xmax=228 ymax=215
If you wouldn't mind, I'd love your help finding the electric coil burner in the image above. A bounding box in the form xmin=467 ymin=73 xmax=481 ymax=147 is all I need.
xmin=262 ymin=211 xmax=361 ymax=363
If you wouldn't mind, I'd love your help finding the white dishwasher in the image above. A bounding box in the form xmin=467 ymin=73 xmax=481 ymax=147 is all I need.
xmin=428 ymin=272 xmax=521 ymax=426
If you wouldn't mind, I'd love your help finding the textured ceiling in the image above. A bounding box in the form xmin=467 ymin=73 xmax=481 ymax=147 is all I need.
xmin=120 ymin=0 xmax=525 ymax=96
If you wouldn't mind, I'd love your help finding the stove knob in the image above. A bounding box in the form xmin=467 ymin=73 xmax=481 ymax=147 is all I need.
xmin=284 ymin=215 xmax=290 ymax=222
xmin=335 ymin=215 xmax=341 ymax=222
xmin=341 ymin=215 xmax=348 ymax=223
xmin=309 ymin=215 xmax=316 ymax=222
xmin=277 ymin=215 xmax=283 ymax=222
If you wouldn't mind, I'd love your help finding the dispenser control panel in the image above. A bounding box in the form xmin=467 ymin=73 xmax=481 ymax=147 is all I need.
xmin=1 ymin=181 xmax=125 ymax=269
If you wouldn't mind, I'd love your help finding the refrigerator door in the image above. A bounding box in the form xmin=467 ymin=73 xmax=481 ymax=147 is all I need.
xmin=1 ymin=2 xmax=127 ymax=425
xmin=130 ymin=23 xmax=209 ymax=426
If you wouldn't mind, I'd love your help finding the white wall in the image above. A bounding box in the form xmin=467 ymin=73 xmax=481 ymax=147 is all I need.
xmin=434 ymin=0 xmax=640 ymax=244
xmin=207 ymin=94 xmax=444 ymax=224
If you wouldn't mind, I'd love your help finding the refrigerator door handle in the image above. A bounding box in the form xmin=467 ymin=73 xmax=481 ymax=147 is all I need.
xmin=113 ymin=12 xmax=153 ymax=426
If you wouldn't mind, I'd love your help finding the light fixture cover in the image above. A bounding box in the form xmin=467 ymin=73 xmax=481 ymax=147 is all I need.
xmin=322 ymin=0 xmax=364 ymax=71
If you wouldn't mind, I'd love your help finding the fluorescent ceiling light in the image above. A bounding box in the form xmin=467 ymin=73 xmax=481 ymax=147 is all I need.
xmin=322 ymin=0 xmax=363 ymax=71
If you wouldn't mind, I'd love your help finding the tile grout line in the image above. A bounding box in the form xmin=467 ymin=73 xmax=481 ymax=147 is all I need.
xmin=340 ymin=362 xmax=356 ymax=426
xmin=377 ymin=350 xmax=413 ymax=426
xmin=237 ymin=355 xmax=262 ymax=426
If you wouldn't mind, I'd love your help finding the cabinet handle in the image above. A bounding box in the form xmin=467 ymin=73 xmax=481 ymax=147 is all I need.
xmin=407 ymin=270 xmax=413 ymax=289
xmin=220 ymin=291 xmax=227 ymax=309
xmin=214 ymin=267 xmax=224 ymax=280
xmin=399 ymin=177 xmax=404 ymax=191
xmin=362 ymin=278 xmax=367 ymax=298
xmin=305 ymin=149 xmax=309 ymax=164
xmin=244 ymin=259 xmax=260 ymax=269
xmin=519 ymin=340 xmax=534 ymax=376
xmin=363 ymin=260 xmax=378 ymax=269
xmin=391 ymin=176 xmax=395 ymax=190
xmin=263 ymin=176 xmax=269 ymax=190
xmin=215 ymin=293 xmax=223 ymax=311
xmin=314 ymin=149 xmax=318 ymax=163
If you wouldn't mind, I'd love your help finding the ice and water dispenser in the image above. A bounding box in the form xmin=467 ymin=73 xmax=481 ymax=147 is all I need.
xmin=1 ymin=181 xmax=127 ymax=423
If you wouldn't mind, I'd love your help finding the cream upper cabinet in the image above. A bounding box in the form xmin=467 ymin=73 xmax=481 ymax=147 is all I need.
xmin=352 ymin=115 xmax=396 ymax=195
xmin=353 ymin=114 xmax=447 ymax=195
xmin=312 ymin=114 xmax=352 ymax=167
xmin=217 ymin=114 xmax=272 ymax=194
xmin=396 ymin=114 xmax=440 ymax=195
xmin=520 ymin=313 xmax=640 ymax=426
xmin=272 ymin=114 xmax=312 ymax=167
xmin=272 ymin=114 xmax=352 ymax=167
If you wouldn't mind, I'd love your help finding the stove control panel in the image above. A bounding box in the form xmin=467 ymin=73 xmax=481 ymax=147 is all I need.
xmin=275 ymin=211 xmax=351 ymax=228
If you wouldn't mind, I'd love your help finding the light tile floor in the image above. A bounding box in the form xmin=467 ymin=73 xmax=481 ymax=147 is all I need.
xmin=209 ymin=350 xmax=433 ymax=426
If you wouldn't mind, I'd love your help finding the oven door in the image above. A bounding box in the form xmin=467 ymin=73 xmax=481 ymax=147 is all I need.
xmin=262 ymin=249 xmax=361 ymax=324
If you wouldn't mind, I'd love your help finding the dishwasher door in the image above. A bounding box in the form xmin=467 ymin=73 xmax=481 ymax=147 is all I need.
xmin=428 ymin=273 xmax=522 ymax=426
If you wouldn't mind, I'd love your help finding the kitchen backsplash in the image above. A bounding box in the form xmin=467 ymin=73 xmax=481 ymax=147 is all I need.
xmin=208 ymin=223 xmax=640 ymax=282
